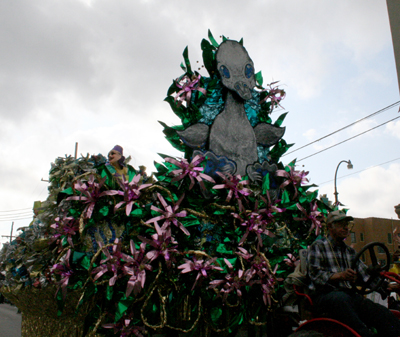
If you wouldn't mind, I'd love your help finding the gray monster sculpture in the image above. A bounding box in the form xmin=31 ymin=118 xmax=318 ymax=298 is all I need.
xmin=177 ymin=40 xmax=285 ymax=180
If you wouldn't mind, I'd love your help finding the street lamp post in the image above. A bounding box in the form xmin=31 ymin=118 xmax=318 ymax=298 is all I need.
xmin=334 ymin=160 xmax=353 ymax=206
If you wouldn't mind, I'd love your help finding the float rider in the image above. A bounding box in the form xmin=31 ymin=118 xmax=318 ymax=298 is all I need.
xmin=307 ymin=209 xmax=400 ymax=337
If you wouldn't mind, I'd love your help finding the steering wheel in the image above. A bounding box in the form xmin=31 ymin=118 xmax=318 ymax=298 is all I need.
xmin=351 ymin=242 xmax=390 ymax=294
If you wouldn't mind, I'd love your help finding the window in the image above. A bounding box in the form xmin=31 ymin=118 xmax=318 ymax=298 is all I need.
xmin=360 ymin=233 xmax=364 ymax=242
xmin=377 ymin=246 xmax=386 ymax=254
xmin=388 ymin=233 xmax=393 ymax=244
xmin=379 ymin=259 xmax=386 ymax=266
xmin=350 ymin=232 xmax=356 ymax=243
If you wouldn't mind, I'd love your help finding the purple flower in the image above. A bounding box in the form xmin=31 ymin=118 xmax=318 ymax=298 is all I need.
xmin=235 ymin=247 xmax=253 ymax=261
xmin=92 ymin=239 xmax=124 ymax=286
xmin=232 ymin=210 xmax=275 ymax=248
xmin=66 ymin=175 xmax=119 ymax=218
xmin=245 ymin=254 xmax=282 ymax=306
xmin=283 ymin=254 xmax=300 ymax=269
xmin=294 ymin=202 xmax=322 ymax=235
xmin=51 ymin=249 xmax=73 ymax=299
xmin=174 ymin=74 xmax=207 ymax=107
xmin=213 ymin=173 xmax=251 ymax=206
xmin=276 ymin=165 xmax=309 ymax=199
xmin=259 ymin=194 xmax=285 ymax=222
xmin=120 ymin=240 xmax=152 ymax=297
xmin=259 ymin=81 xmax=286 ymax=112
xmin=114 ymin=174 xmax=152 ymax=216
xmin=103 ymin=317 xmax=146 ymax=337
xmin=138 ymin=223 xmax=178 ymax=268
xmin=178 ymin=256 xmax=223 ymax=290
xmin=50 ymin=215 xmax=79 ymax=247
xmin=165 ymin=155 xmax=215 ymax=190
xmin=146 ymin=193 xmax=189 ymax=236
xmin=208 ymin=258 xmax=246 ymax=301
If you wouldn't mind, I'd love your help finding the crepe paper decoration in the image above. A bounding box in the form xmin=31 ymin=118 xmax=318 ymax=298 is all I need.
xmin=294 ymin=202 xmax=322 ymax=236
xmin=66 ymin=175 xmax=119 ymax=219
xmin=174 ymin=74 xmax=207 ymax=108
xmin=178 ymin=256 xmax=223 ymax=290
xmin=114 ymin=174 xmax=152 ymax=216
xmin=51 ymin=249 xmax=73 ymax=300
xmin=120 ymin=240 xmax=152 ymax=298
xmin=0 ymin=32 xmax=339 ymax=336
xmin=145 ymin=193 xmax=189 ymax=236
xmin=165 ymin=155 xmax=215 ymax=190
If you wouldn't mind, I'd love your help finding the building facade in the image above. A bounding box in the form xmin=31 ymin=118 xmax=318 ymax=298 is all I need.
xmin=350 ymin=217 xmax=400 ymax=266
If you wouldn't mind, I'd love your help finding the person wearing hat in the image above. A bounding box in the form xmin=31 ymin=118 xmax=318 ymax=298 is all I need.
xmin=106 ymin=145 xmax=129 ymax=181
xmin=307 ymin=210 xmax=400 ymax=337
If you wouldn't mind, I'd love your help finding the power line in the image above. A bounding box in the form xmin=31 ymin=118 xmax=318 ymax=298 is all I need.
xmin=0 ymin=212 xmax=33 ymax=220
xmin=0 ymin=217 xmax=32 ymax=222
xmin=0 ymin=208 xmax=31 ymax=213
xmin=316 ymin=156 xmax=400 ymax=186
xmin=296 ymin=115 xmax=400 ymax=162
xmin=283 ymin=101 xmax=400 ymax=157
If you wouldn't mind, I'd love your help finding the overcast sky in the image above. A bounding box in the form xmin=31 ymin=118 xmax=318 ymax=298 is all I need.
xmin=1 ymin=0 xmax=400 ymax=246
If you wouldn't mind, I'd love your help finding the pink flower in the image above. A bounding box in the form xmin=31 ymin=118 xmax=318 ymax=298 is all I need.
xmin=51 ymin=249 xmax=73 ymax=299
xmin=294 ymin=202 xmax=322 ymax=235
xmin=103 ymin=317 xmax=146 ymax=337
xmin=114 ymin=174 xmax=152 ymax=216
xmin=276 ymin=165 xmax=309 ymax=199
xmin=259 ymin=193 xmax=285 ymax=222
xmin=283 ymin=254 xmax=300 ymax=269
xmin=165 ymin=155 xmax=215 ymax=190
xmin=232 ymin=210 xmax=275 ymax=248
xmin=245 ymin=254 xmax=282 ymax=306
xmin=213 ymin=173 xmax=251 ymax=206
xmin=146 ymin=193 xmax=189 ymax=236
xmin=92 ymin=239 xmax=124 ymax=286
xmin=259 ymin=81 xmax=286 ymax=112
xmin=120 ymin=240 xmax=152 ymax=297
xmin=138 ymin=223 xmax=178 ymax=268
xmin=208 ymin=258 xmax=246 ymax=301
xmin=66 ymin=175 xmax=118 ymax=218
xmin=235 ymin=247 xmax=254 ymax=261
xmin=174 ymin=74 xmax=207 ymax=107
xmin=178 ymin=256 xmax=223 ymax=290
xmin=50 ymin=215 xmax=79 ymax=247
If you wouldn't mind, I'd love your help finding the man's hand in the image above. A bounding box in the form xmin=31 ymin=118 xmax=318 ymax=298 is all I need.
xmin=330 ymin=268 xmax=357 ymax=283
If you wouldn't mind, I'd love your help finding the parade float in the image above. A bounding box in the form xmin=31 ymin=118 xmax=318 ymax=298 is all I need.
xmin=0 ymin=31 xmax=331 ymax=336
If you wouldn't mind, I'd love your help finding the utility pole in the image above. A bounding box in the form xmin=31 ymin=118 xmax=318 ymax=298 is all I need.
xmin=1 ymin=221 xmax=14 ymax=243
xmin=75 ymin=142 xmax=78 ymax=159
xmin=387 ymin=0 xmax=400 ymax=94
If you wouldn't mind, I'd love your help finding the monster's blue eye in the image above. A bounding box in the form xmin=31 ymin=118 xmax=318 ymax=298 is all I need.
xmin=245 ymin=64 xmax=254 ymax=78
xmin=220 ymin=65 xmax=230 ymax=79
